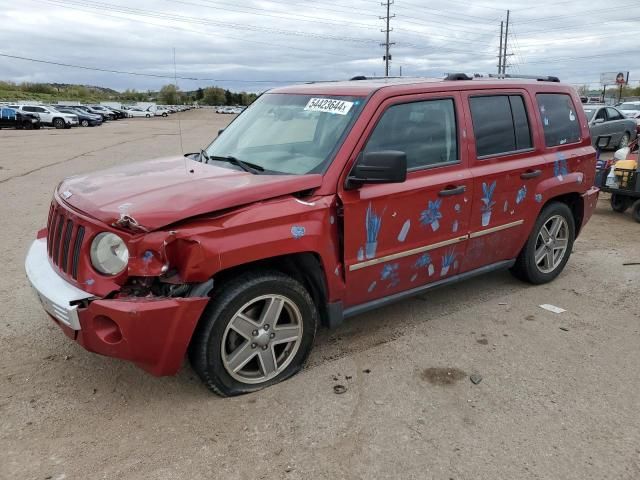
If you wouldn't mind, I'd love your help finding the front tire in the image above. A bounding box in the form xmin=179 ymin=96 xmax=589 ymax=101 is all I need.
xmin=189 ymin=271 xmax=318 ymax=396
xmin=53 ymin=118 xmax=65 ymax=129
xmin=81 ymin=119 xmax=89 ymax=127
xmin=511 ymin=202 xmax=575 ymax=284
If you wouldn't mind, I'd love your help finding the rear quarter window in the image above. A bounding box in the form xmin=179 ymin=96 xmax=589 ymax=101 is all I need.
xmin=536 ymin=93 xmax=581 ymax=147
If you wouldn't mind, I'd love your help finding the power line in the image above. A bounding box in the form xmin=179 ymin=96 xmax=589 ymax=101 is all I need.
xmin=0 ymin=53 xmax=312 ymax=83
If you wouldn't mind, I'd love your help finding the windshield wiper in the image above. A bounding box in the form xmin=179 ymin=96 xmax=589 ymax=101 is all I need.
xmin=208 ymin=155 xmax=264 ymax=174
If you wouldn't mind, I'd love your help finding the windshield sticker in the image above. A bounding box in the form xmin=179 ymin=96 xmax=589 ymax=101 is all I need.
xmin=304 ymin=98 xmax=354 ymax=115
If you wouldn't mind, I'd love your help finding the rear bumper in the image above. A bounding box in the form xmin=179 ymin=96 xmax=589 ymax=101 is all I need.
xmin=581 ymin=186 xmax=600 ymax=230
xmin=25 ymin=238 xmax=210 ymax=376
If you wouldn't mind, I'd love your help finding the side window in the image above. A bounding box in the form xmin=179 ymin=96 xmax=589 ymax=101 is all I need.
xmin=23 ymin=106 xmax=35 ymax=112
xmin=469 ymin=95 xmax=532 ymax=157
xmin=364 ymin=98 xmax=458 ymax=169
xmin=606 ymin=108 xmax=623 ymax=121
xmin=536 ymin=93 xmax=581 ymax=147
xmin=594 ymin=108 xmax=607 ymax=122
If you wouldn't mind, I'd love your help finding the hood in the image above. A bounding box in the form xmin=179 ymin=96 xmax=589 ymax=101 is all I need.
xmin=59 ymin=156 xmax=323 ymax=231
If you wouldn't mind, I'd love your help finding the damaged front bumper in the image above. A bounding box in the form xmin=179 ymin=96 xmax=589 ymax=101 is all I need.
xmin=25 ymin=238 xmax=210 ymax=376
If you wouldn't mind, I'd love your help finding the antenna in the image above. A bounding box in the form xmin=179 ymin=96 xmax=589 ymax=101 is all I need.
xmin=173 ymin=47 xmax=185 ymax=155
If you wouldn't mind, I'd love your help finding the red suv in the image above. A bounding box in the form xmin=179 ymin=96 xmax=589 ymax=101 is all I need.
xmin=25 ymin=75 xmax=599 ymax=395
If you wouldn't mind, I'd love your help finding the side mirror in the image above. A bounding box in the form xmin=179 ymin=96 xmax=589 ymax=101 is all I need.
xmin=345 ymin=150 xmax=407 ymax=190
xmin=593 ymin=117 xmax=605 ymax=124
xmin=614 ymin=147 xmax=630 ymax=161
xmin=596 ymin=136 xmax=611 ymax=149
xmin=218 ymin=128 xmax=225 ymax=136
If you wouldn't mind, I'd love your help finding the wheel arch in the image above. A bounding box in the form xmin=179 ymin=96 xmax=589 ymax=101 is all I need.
xmin=211 ymin=252 xmax=333 ymax=327
xmin=540 ymin=192 xmax=584 ymax=235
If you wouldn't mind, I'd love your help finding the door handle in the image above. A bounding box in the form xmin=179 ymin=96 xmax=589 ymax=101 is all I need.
xmin=520 ymin=169 xmax=542 ymax=179
xmin=438 ymin=185 xmax=466 ymax=197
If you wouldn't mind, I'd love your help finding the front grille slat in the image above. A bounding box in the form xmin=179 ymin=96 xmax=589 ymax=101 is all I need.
xmin=61 ymin=220 xmax=74 ymax=272
xmin=45 ymin=200 xmax=88 ymax=282
xmin=52 ymin=214 xmax=65 ymax=264
xmin=71 ymin=226 xmax=85 ymax=279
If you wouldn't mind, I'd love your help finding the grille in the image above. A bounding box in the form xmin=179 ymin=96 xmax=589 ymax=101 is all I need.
xmin=46 ymin=202 xmax=86 ymax=279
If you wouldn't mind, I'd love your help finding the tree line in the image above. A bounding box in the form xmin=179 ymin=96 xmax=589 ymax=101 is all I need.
xmin=0 ymin=80 xmax=259 ymax=106
xmin=158 ymin=84 xmax=258 ymax=106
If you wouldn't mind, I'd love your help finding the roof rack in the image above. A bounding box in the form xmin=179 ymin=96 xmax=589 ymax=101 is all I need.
xmin=349 ymin=75 xmax=408 ymax=81
xmin=445 ymin=73 xmax=560 ymax=82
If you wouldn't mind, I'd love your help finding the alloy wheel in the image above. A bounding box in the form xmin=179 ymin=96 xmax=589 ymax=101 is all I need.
xmin=534 ymin=215 xmax=569 ymax=274
xmin=221 ymin=294 xmax=303 ymax=384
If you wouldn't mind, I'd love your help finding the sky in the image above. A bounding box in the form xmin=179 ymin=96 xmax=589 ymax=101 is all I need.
xmin=0 ymin=0 xmax=638 ymax=93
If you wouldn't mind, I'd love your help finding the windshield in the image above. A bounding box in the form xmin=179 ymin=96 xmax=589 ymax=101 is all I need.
xmin=205 ymin=93 xmax=364 ymax=175
xmin=583 ymin=107 xmax=596 ymax=121
xmin=619 ymin=103 xmax=640 ymax=112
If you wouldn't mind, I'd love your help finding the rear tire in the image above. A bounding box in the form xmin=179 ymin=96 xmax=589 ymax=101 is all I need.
xmin=631 ymin=199 xmax=640 ymax=223
xmin=189 ymin=271 xmax=318 ymax=396
xmin=511 ymin=202 xmax=575 ymax=284
xmin=23 ymin=121 xmax=33 ymax=130
xmin=610 ymin=194 xmax=630 ymax=213
xmin=619 ymin=132 xmax=630 ymax=149
xmin=81 ymin=119 xmax=89 ymax=127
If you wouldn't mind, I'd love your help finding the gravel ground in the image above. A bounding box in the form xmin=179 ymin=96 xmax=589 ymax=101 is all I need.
xmin=1 ymin=109 xmax=639 ymax=480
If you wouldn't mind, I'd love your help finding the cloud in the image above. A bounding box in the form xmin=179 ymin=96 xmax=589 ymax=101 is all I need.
xmin=0 ymin=0 xmax=637 ymax=92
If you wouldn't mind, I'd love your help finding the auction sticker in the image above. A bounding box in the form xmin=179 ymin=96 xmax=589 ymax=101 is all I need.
xmin=304 ymin=98 xmax=354 ymax=115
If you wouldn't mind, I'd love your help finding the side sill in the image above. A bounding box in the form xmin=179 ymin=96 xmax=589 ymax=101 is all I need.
xmin=342 ymin=259 xmax=515 ymax=320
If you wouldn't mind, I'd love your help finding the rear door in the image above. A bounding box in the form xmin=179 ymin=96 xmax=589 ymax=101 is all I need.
xmin=460 ymin=89 xmax=545 ymax=272
xmin=340 ymin=92 xmax=472 ymax=308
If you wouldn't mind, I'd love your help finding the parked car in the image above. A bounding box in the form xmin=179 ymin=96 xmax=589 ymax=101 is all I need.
xmin=73 ymin=105 xmax=109 ymax=121
xmin=55 ymin=107 xmax=102 ymax=127
xmin=150 ymin=107 xmax=169 ymax=117
xmin=0 ymin=106 xmax=41 ymax=129
xmin=9 ymin=105 xmax=78 ymax=129
xmin=125 ymin=107 xmax=152 ymax=118
xmin=25 ymin=74 xmax=599 ymax=396
xmin=583 ymin=104 xmax=637 ymax=148
xmin=88 ymin=105 xmax=117 ymax=120
xmin=618 ymin=101 xmax=640 ymax=128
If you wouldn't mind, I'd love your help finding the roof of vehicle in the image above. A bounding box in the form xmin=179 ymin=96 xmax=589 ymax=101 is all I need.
xmin=269 ymin=75 xmax=567 ymax=96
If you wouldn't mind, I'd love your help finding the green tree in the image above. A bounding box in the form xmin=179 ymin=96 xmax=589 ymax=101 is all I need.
xmin=202 ymin=86 xmax=226 ymax=105
xmin=158 ymin=84 xmax=180 ymax=104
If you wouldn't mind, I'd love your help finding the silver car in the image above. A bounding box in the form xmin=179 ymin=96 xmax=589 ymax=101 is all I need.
xmin=583 ymin=105 xmax=637 ymax=148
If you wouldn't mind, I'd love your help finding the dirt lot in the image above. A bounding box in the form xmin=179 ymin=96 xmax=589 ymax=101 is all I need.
xmin=1 ymin=109 xmax=639 ymax=480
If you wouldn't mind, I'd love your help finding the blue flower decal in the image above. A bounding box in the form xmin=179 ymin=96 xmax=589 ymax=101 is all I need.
xmin=291 ymin=225 xmax=305 ymax=239
xmin=380 ymin=263 xmax=400 ymax=287
xmin=516 ymin=185 xmax=527 ymax=204
xmin=420 ymin=199 xmax=443 ymax=231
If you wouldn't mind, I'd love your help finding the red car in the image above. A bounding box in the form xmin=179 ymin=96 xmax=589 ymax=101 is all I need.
xmin=26 ymin=75 xmax=599 ymax=395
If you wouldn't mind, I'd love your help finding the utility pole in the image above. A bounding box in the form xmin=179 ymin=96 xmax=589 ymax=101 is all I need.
xmin=399 ymin=65 xmax=402 ymax=76
xmin=497 ymin=21 xmax=503 ymax=75
xmin=502 ymin=10 xmax=510 ymax=75
xmin=380 ymin=0 xmax=395 ymax=77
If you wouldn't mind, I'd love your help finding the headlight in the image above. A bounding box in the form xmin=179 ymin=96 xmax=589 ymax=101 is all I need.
xmin=90 ymin=232 xmax=129 ymax=275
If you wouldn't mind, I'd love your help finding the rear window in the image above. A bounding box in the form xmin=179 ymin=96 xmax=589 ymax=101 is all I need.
xmin=536 ymin=93 xmax=581 ymax=147
xmin=469 ymin=95 xmax=532 ymax=157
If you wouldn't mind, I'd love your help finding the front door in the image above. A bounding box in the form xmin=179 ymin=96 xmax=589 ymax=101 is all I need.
xmin=340 ymin=93 xmax=472 ymax=308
